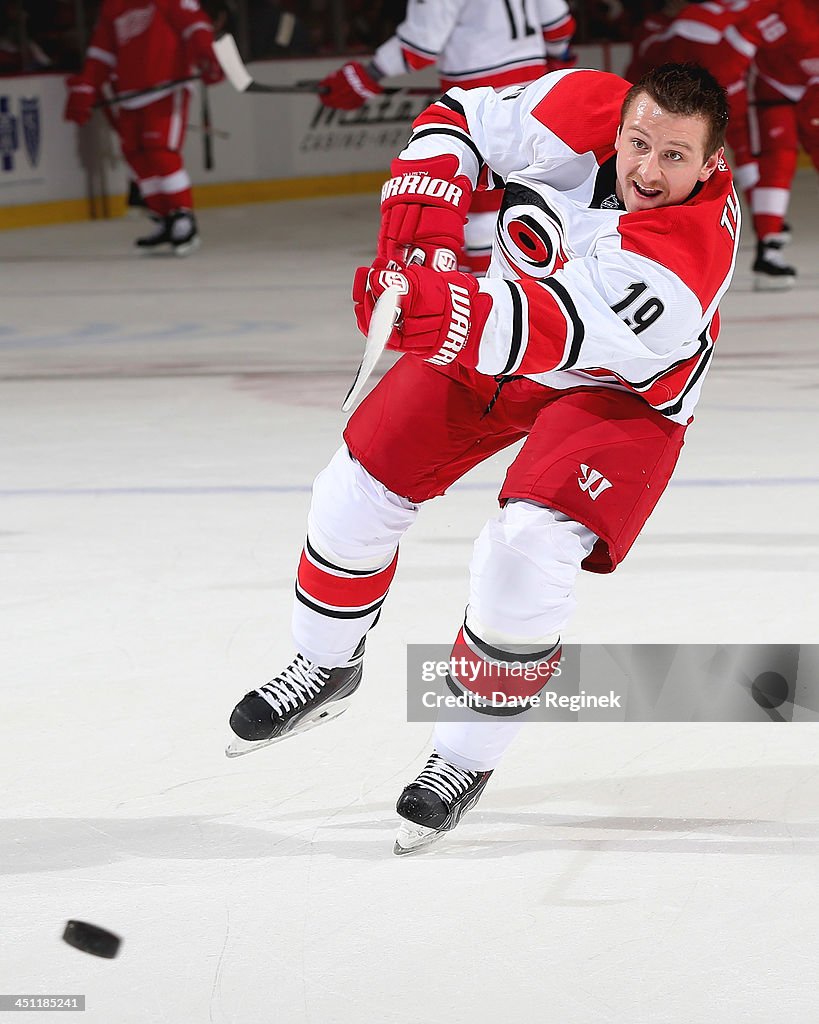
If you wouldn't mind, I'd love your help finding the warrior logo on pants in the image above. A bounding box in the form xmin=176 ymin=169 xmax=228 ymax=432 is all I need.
xmin=578 ymin=464 xmax=613 ymax=501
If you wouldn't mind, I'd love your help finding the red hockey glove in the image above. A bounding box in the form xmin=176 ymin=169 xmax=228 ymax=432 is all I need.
xmin=352 ymin=263 xmax=492 ymax=368
xmin=377 ymin=154 xmax=472 ymax=270
xmin=64 ymin=75 xmax=95 ymax=126
xmin=197 ymin=55 xmax=224 ymax=85
xmin=319 ymin=61 xmax=383 ymax=110
xmin=189 ymin=38 xmax=224 ymax=85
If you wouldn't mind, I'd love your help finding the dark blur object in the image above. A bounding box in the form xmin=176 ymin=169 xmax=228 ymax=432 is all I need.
xmin=2 ymin=0 xmax=677 ymax=73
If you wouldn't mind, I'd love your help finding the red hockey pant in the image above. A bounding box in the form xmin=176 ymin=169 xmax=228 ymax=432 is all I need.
xmin=344 ymin=357 xmax=687 ymax=575
xmin=749 ymin=78 xmax=799 ymax=239
xmin=118 ymin=90 xmax=194 ymax=217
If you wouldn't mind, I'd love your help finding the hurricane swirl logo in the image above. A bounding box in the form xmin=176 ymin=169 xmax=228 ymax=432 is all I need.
xmin=497 ymin=185 xmax=568 ymax=277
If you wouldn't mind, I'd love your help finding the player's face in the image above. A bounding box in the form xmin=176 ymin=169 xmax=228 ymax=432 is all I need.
xmin=614 ymin=92 xmax=723 ymax=212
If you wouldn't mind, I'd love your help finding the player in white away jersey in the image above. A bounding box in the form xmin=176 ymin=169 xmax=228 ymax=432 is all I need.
xmin=317 ymin=0 xmax=576 ymax=273
xmin=227 ymin=64 xmax=740 ymax=854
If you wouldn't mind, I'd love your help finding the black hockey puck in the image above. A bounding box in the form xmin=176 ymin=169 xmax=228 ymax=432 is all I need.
xmin=62 ymin=920 xmax=121 ymax=959
xmin=751 ymin=671 xmax=789 ymax=711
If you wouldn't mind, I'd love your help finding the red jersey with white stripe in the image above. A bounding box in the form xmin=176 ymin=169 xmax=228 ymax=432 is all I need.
xmin=625 ymin=12 xmax=672 ymax=83
xmin=636 ymin=0 xmax=783 ymax=92
xmin=372 ymin=0 xmax=575 ymax=90
xmin=80 ymin=0 xmax=216 ymax=108
xmin=634 ymin=0 xmax=819 ymax=185
xmin=754 ymin=0 xmax=819 ymax=101
xmin=398 ymin=69 xmax=740 ymax=424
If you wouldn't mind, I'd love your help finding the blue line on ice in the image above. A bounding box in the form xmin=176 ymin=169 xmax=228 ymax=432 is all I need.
xmin=0 ymin=477 xmax=818 ymax=498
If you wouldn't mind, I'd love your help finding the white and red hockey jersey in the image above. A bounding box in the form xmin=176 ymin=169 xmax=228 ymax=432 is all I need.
xmin=399 ymin=70 xmax=740 ymax=424
xmin=79 ymin=0 xmax=216 ymax=107
xmin=372 ymin=0 xmax=575 ymax=90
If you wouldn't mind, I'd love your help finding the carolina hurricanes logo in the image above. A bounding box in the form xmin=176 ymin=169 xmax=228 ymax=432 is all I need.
xmin=497 ymin=182 xmax=569 ymax=277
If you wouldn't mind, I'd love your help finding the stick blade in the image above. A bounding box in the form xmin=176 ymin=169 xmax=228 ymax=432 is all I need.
xmin=213 ymin=34 xmax=252 ymax=92
xmin=342 ymin=286 xmax=403 ymax=412
xmin=246 ymin=81 xmax=318 ymax=94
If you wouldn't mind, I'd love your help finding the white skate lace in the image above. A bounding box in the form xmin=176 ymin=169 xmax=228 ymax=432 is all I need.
xmin=256 ymin=655 xmax=331 ymax=716
xmin=414 ymin=754 xmax=479 ymax=806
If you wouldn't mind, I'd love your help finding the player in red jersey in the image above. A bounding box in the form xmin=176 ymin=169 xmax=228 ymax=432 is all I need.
xmin=746 ymin=0 xmax=819 ymax=288
xmin=631 ymin=0 xmax=786 ymax=192
xmin=632 ymin=0 xmax=818 ymax=286
xmin=625 ymin=0 xmax=686 ymax=84
xmin=317 ymin=0 xmax=576 ymax=275
xmin=63 ymin=0 xmax=223 ymax=255
xmin=225 ymin=64 xmax=739 ymax=854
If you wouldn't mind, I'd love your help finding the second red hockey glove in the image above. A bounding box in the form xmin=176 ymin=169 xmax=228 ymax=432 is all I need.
xmin=197 ymin=55 xmax=225 ymax=85
xmin=352 ymin=263 xmax=492 ymax=369
xmin=377 ymin=153 xmax=473 ymax=270
xmin=188 ymin=37 xmax=225 ymax=85
xmin=64 ymin=75 xmax=95 ymax=126
xmin=319 ymin=61 xmax=383 ymax=110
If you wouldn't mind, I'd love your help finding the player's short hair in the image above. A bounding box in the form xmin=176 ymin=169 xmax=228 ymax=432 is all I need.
xmin=620 ymin=63 xmax=729 ymax=158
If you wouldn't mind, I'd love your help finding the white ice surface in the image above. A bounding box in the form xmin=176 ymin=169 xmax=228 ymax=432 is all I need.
xmin=2 ymin=175 xmax=818 ymax=1023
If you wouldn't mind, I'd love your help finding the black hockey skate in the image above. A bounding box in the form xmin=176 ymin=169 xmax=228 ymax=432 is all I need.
xmin=126 ymin=179 xmax=148 ymax=218
xmin=752 ymin=236 xmax=796 ymax=291
xmin=394 ymin=752 xmax=493 ymax=855
xmin=225 ymin=640 xmax=365 ymax=758
xmin=135 ymin=210 xmax=200 ymax=257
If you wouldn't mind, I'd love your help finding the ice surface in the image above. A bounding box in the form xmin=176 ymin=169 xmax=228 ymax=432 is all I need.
xmin=2 ymin=175 xmax=818 ymax=1022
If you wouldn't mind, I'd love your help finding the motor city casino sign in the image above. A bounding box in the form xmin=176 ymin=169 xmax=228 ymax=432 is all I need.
xmin=0 ymin=93 xmax=41 ymax=174
xmin=295 ymin=92 xmax=433 ymax=174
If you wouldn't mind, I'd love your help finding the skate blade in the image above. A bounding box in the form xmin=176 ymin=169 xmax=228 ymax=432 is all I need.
xmin=224 ymin=699 xmax=351 ymax=758
xmin=393 ymin=820 xmax=446 ymax=856
xmin=752 ymin=274 xmax=795 ymax=291
xmin=174 ymin=235 xmax=201 ymax=258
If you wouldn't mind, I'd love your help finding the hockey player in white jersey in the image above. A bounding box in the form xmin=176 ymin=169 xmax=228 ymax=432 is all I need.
xmin=227 ymin=63 xmax=739 ymax=854
xmin=318 ymin=0 xmax=576 ymax=274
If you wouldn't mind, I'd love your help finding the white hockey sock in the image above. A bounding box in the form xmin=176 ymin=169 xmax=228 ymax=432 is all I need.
xmin=433 ymin=501 xmax=597 ymax=772
xmin=434 ymin=715 xmax=525 ymax=772
xmin=291 ymin=445 xmax=418 ymax=665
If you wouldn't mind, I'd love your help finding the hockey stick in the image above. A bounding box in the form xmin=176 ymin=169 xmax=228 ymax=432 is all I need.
xmin=341 ymin=248 xmax=456 ymax=411
xmin=200 ymin=81 xmax=214 ymax=170
xmin=93 ymin=76 xmax=200 ymax=109
xmin=187 ymin=122 xmax=230 ymax=140
xmin=213 ymin=34 xmax=322 ymax=94
xmin=342 ymin=285 xmax=404 ymax=412
xmin=214 ymin=33 xmax=440 ymax=98
xmin=297 ymin=79 xmax=442 ymax=98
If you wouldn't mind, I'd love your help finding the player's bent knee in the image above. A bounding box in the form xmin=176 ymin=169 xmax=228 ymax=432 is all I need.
xmin=307 ymin=445 xmax=419 ymax=569
xmin=467 ymin=500 xmax=597 ymax=641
